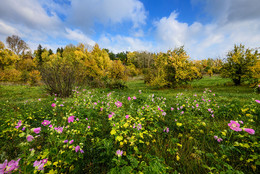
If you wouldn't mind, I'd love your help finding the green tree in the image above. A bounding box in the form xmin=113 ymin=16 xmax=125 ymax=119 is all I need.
xmin=221 ymin=44 xmax=259 ymax=85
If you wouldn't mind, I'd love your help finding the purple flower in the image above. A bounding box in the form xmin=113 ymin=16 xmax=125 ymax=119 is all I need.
xmin=243 ymin=128 xmax=255 ymax=135
xmin=125 ymin=115 xmax=129 ymax=119
xmin=33 ymin=127 xmax=41 ymax=134
xmin=133 ymin=96 xmax=136 ymax=99
xmin=116 ymin=150 xmax=123 ymax=157
xmin=59 ymin=104 xmax=64 ymax=107
xmin=87 ymin=126 xmax=91 ymax=129
xmin=64 ymin=140 xmax=68 ymax=143
xmin=108 ymin=114 xmax=113 ymax=119
xmin=27 ymin=135 xmax=34 ymax=142
xmin=69 ymin=140 xmax=74 ymax=144
xmin=33 ymin=160 xmax=44 ymax=170
xmin=137 ymin=124 xmax=142 ymax=130
xmin=51 ymin=103 xmax=56 ymax=107
xmin=15 ymin=120 xmax=22 ymax=129
xmin=22 ymin=127 xmax=26 ymax=131
xmin=0 ymin=158 xmax=21 ymax=173
xmin=42 ymin=120 xmax=51 ymax=126
xmin=68 ymin=116 xmax=75 ymax=123
xmin=80 ymin=149 xmax=84 ymax=153
xmin=171 ymin=107 xmax=174 ymax=111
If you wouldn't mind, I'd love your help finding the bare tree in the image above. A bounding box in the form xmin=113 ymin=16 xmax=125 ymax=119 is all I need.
xmin=6 ymin=35 xmax=29 ymax=55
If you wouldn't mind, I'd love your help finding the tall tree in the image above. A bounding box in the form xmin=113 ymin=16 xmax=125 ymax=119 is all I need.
xmin=221 ymin=44 xmax=259 ymax=85
xmin=6 ymin=35 xmax=29 ymax=55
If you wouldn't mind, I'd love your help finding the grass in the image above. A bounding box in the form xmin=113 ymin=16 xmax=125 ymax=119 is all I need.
xmin=0 ymin=75 xmax=259 ymax=173
xmin=0 ymin=75 xmax=258 ymax=105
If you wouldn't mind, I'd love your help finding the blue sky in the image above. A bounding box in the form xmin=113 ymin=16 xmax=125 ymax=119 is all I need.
xmin=0 ymin=0 xmax=260 ymax=60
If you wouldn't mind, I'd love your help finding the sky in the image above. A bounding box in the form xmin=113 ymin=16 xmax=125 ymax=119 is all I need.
xmin=0 ymin=0 xmax=260 ymax=60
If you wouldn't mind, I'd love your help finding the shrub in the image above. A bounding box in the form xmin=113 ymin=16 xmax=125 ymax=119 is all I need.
xmin=0 ymin=68 xmax=22 ymax=82
xmin=28 ymin=70 xmax=41 ymax=86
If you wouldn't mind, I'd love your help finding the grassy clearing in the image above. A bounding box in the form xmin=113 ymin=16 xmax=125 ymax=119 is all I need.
xmin=0 ymin=76 xmax=259 ymax=173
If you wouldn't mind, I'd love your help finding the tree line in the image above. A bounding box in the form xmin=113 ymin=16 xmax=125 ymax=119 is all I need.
xmin=0 ymin=35 xmax=259 ymax=96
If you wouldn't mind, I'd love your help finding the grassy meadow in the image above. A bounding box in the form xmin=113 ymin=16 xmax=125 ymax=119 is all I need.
xmin=0 ymin=75 xmax=259 ymax=173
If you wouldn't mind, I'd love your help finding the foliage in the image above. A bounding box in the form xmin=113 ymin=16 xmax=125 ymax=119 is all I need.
xmin=147 ymin=46 xmax=202 ymax=88
xmin=221 ymin=44 xmax=259 ymax=85
xmin=0 ymin=42 xmax=19 ymax=70
xmin=28 ymin=70 xmax=42 ymax=86
xmin=0 ymin=69 xmax=22 ymax=82
xmin=0 ymin=86 xmax=259 ymax=174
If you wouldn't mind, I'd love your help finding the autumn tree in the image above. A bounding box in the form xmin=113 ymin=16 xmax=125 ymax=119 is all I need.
xmin=221 ymin=44 xmax=259 ymax=85
xmin=147 ymin=46 xmax=202 ymax=88
xmin=6 ymin=35 xmax=29 ymax=55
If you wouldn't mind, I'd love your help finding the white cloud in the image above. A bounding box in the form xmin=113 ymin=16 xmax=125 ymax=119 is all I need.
xmin=67 ymin=0 xmax=147 ymax=31
xmin=154 ymin=0 xmax=260 ymax=60
xmin=65 ymin=28 xmax=95 ymax=46
xmin=98 ymin=34 xmax=153 ymax=53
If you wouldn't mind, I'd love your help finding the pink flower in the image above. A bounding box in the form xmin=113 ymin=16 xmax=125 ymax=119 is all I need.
xmin=228 ymin=120 xmax=242 ymax=132
xmin=116 ymin=150 xmax=123 ymax=157
xmin=51 ymin=103 xmax=56 ymax=107
xmin=80 ymin=150 xmax=84 ymax=153
xmin=87 ymin=126 xmax=90 ymax=129
xmin=49 ymin=124 xmax=53 ymax=128
xmin=41 ymin=120 xmax=51 ymax=126
xmin=68 ymin=116 xmax=75 ymax=123
xmin=214 ymin=136 xmax=218 ymax=140
xmin=69 ymin=140 xmax=74 ymax=144
xmin=217 ymin=138 xmax=223 ymax=142
xmin=42 ymin=159 xmax=48 ymax=164
xmin=54 ymin=127 xmax=63 ymax=133
xmin=33 ymin=127 xmax=41 ymax=134
xmin=255 ymin=100 xmax=260 ymax=104
xmin=243 ymin=128 xmax=255 ymax=135
xmin=133 ymin=96 xmax=136 ymax=99
xmin=101 ymin=108 xmax=103 ymax=111
xmin=115 ymin=101 xmax=122 ymax=108
xmin=128 ymin=97 xmax=131 ymax=100
xmin=125 ymin=115 xmax=129 ymax=119
xmin=108 ymin=114 xmax=113 ymax=119
xmin=64 ymin=140 xmax=68 ymax=143
xmin=74 ymin=145 xmax=80 ymax=152
xmin=0 ymin=158 xmax=21 ymax=173
xmin=33 ymin=160 xmax=44 ymax=170
xmin=27 ymin=135 xmax=34 ymax=142
xmin=239 ymin=121 xmax=243 ymax=124
xmin=15 ymin=120 xmax=22 ymax=129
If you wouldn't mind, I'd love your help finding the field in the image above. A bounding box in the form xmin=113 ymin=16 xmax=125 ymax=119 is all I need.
xmin=0 ymin=76 xmax=259 ymax=174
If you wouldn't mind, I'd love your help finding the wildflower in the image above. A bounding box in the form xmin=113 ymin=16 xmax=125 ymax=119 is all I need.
xmin=116 ymin=150 xmax=123 ymax=157
xmin=214 ymin=136 xmax=218 ymax=140
xmin=68 ymin=116 xmax=75 ymax=123
xmin=208 ymin=109 xmax=212 ymax=112
xmin=51 ymin=103 xmax=56 ymax=107
xmin=41 ymin=120 xmax=51 ymax=126
xmin=125 ymin=115 xmax=129 ymax=119
xmin=38 ymin=99 xmax=41 ymax=101
xmin=54 ymin=127 xmax=63 ymax=133
xmin=128 ymin=97 xmax=131 ymax=100
xmin=255 ymin=100 xmax=260 ymax=104
xmin=137 ymin=124 xmax=142 ymax=130
xmin=74 ymin=145 xmax=80 ymax=152
xmin=80 ymin=150 xmax=84 ymax=153
xmin=217 ymin=138 xmax=223 ymax=142
xmin=180 ymin=111 xmax=184 ymax=115
xmin=133 ymin=123 xmax=136 ymax=128
xmin=115 ymin=101 xmax=122 ymax=108
xmin=239 ymin=121 xmax=243 ymax=124
xmin=211 ymin=114 xmax=214 ymax=118
xmin=69 ymin=140 xmax=74 ymax=144
xmin=0 ymin=158 xmax=21 ymax=173
xmin=64 ymin=140 xmax=68 ymax=143
xmin=49 ymin=124 xmax=53 ymax=128
xmin=87 ymin=126 xmax=91 ymax=129
xmin=133 ymin=96 xmax=136 ymax=99
xmin=228 ymin=120 xmax=242 ymax=132
xmin=108 ymin=114 xmax=113 ymax=119
xmin=27 ymin=135 xmax=34 ymax=142
xmin=33 ymin=160 xmax=44 ymax=170
xmin=243 ymin=128 xmax=255 ymax=135
xmin=139 ymin=90 xmax=141 ymax=94
xmin=162 ymin=112 xmax=166 ymax=116
xmin=101 ymin=108 xmax=103 ymax=111
xmin=15 ymin=120 xmax=22 ymax=129
xmin=22 ymin=127 xmax=26 ymax=131
xmin=59 ymin=104 xmax=64 ymax=107
xmin=33 ymin=127 xmax=41 ymax=134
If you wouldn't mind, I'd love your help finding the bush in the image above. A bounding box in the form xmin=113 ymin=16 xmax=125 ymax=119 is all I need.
xmin=0 ymin=69 xmax=22 ymax=82
xmin=28 ymin=70 xmax=41 ymax=86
